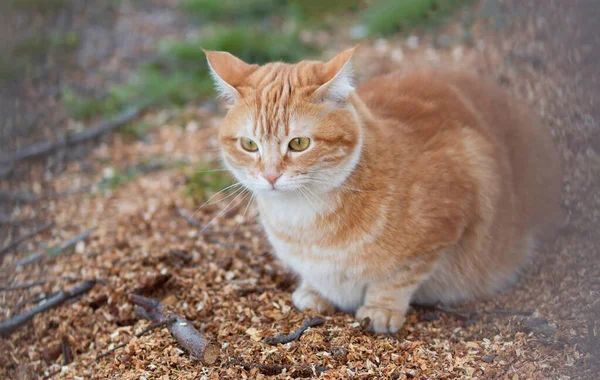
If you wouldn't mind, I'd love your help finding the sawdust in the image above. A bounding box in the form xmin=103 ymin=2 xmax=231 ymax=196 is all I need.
xmin=1 ymin=1 xmax=599 ymax=379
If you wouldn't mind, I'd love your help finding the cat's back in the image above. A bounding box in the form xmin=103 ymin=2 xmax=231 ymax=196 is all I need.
xmin=357 ymin=69 xmax=562 ymax=240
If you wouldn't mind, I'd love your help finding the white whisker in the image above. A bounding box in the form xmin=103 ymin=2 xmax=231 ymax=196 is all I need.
xmin=193 ymin=168 xmax=231 ymax=174
xmin=200 ymin=188 xmax=250 ymax=233
xmin=192 ymin=181 xmax=246 ymax=219
xmin=298 ymin=186 xmax=321 ymax=215
xmin=229 ymin=192 xmax=256 ymax=238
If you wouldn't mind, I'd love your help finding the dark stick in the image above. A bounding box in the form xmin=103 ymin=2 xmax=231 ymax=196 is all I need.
xmin=62 ymin=336 xmax=73 ymax=365
xmin=95 ymin=317 xmax=177 ymax=360
xmin=0 ymin=215 xmax=33 ymax=225
xmin=14 ymin=292 xmax=57 ymax=314
xmin=0 ymin=104 xmax=149 ymax=165
xmin=0 ymin=280 xmax=98 ymax=337
xmin=0 ymin=190 xmax=37 ymax=203
xmin=128 ymin=294 xmax=219 ymax=364
xmin=0 ymin=280 xmax=46 ymax=292
xmin=14 ymin=227 xmax=95 ymax=267
xmin=263 ymin=317 xmax=325 ymax=345
xmin=176 ymin=208 xmax=203 ymax=228
xmin=0 ymin=222 xmax=54 ymax=260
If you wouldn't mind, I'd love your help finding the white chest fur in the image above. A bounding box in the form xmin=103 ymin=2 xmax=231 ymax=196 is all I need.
xmin=270 ymin=234 xmax=369 ymax=312
xmin=257 ymin=193 xmax=369 ymax=312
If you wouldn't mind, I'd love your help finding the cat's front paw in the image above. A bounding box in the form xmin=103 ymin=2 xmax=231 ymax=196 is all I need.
xmin=356 ymin=306 xmax=406 ymax=333
xmin=292 ymin=287 xmax=335 ymax=315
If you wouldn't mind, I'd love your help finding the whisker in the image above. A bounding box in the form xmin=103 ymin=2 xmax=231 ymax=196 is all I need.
xmin=192 ymin=182 xmax=245 ymax=219
xmin=300 ymin=185 xmax=350 ymax=231
xmin=229 ymin=192 xmax=256 ymax=238
xmin=200 ymin=188 xmax=250 ymax=233
xmin=298 ymin=186 xmax=321 ymax=215
xmin=192 ymin=168 xmax=232 ymax=174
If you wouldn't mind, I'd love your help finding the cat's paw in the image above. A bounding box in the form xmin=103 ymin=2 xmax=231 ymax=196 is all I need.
xmin=356 ymin=306 xmax=406 ymax=333
xmin=292 ymin=287 xmax=335 ymax=315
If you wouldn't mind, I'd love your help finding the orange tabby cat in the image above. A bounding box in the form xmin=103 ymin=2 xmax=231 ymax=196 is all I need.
xmin=205 ymin=48 xmax=562 ymax=333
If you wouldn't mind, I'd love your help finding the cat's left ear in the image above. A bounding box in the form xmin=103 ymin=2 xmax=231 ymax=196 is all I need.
xmin=314 ymin=46 xmax=357 ymax=104
xmin=204 ymin=50 xmax=259 ymax=103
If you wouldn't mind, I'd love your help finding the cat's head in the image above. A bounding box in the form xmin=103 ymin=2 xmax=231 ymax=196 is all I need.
xmin=205 ymin=48 xmax=363 ymax=197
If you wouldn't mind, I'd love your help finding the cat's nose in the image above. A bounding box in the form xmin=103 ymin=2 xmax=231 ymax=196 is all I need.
xmin=262 ymin=172 xmax=282 ymax=186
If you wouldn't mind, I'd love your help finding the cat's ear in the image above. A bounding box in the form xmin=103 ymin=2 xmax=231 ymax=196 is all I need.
xmin=204 ymin=50 xmax=258 ymax=103
xmin=314 ymin=47 xmax=357 ymax=104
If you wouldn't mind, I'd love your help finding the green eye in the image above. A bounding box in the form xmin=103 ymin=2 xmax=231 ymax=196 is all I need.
xmin=288 ymin=137 xmax=310 ymax=152
xmin=240 ymin=138 xmax=258 ymax=152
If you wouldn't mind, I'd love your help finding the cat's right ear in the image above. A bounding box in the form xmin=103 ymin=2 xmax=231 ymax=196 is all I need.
xmin=204 ymin=50 xmax=258 ymax=103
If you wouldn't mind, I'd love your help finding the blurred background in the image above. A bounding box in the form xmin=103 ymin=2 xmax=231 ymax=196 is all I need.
xmin=0 ymin=0 xmax=598 ymax=378
xmin=1 ymin=0 xmax=488 ymax=224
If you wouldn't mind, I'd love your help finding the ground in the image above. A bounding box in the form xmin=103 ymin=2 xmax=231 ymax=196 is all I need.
xmin=1 ymin=0 xmax=599 ymax=379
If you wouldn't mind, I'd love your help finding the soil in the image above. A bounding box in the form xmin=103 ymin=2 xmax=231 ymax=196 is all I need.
xmin=1 ymin=0 xmax=598 ymax=379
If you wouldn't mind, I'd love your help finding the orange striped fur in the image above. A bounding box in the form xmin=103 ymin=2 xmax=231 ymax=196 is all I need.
xmin=205 ymin=48 xmax=562 ymax=333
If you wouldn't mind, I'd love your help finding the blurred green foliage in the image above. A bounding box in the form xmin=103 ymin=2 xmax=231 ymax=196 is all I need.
xmin=362 ymin=0 xmax=474 ymax=36
xmin=64 ymin=24 xmax=314 ymax=121
xmin=62 ymin=0 xmax=473 ymax=122
xmin=185 ymin=163 xmax=234 ymax=205
xmin=96 ymin=157 xmax=185 ymax=194
xmin=0 ymin=31 xmax=80 ymax=83
xmin=121 ymin=121 xmax=157 ymax=139
xmin=182 ymin=0 xmax=288 ymax=21
xmin=7 ymin=0 xmax=69 ymax=13
xmin=162 ymin=26 xmax=315 ymax=65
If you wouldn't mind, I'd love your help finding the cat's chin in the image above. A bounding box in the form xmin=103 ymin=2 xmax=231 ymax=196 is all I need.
xmin=254 ymin=186 xmax=305 ymax=198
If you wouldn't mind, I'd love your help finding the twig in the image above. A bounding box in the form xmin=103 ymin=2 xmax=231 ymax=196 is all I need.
xmin=14 ymin=227 xmax=96 ymax=267
xmin=0 ymin=280 xmax=46 ymax=292
xmin=264 ymin=317 xmax=325 ymax=345
xmin=0 ymin=280 xmax=98 ymax=337
xmin=0 ymin=190 xmax=37 ymax=203
xmin=128 ymin=294 xmax=219 ymax=364
xmin=62 ymin=336 xmax=73 ymax=365
xmin=0 ymin=222 xmax=54 ymax=261
xmin=0 ymin=104 xmax=149 ymax=165
xmin=176 ymin=208 xmax=202 ymax=228
xmin=132 ymin=273 xmax=171 ymax=295
xmin=96 ymin=317 xmax=177 ymax=360
xmin=14 ymin=292 xmax=57 ymax=314
xmin=0 ymin=215 xmax=34 ymax=225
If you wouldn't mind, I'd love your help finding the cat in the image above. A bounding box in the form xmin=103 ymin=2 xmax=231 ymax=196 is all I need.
xmin=205 ymin=47 xmax=562 ymax=333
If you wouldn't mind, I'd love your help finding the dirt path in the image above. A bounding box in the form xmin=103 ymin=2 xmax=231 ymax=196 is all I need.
xmin=1 ymin=1 xmax=598 ymax=379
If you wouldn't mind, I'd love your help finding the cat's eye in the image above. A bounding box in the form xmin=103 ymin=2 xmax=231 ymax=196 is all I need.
xmin=288 ymin=137 xmax=310 ymax=152
xmin=240 ymin=138 xmax=259 ymax=152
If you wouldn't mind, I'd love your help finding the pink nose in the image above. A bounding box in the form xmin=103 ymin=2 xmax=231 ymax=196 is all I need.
xmin=262 ymin=172 xmax=281 ymax=186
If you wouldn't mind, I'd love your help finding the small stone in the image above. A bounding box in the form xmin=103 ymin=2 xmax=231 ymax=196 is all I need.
xmin=374 ymin=38 xmax=389 ymax=53
xmin=350 ymin=25 xmax=368 ymax=40
xmin=391 ymin=48 xmax=404 ymax=63
xmin=406 ymin=35 xmax=419 ymax=49
xmin=332 ymin=346 xmax=349 ymax=362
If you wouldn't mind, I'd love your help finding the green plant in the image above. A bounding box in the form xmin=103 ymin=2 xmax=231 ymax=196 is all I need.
xmin=361 ymin=0 xmax=474 ymax=36
xmin=96 ymin=157 xmax=179 ymax=193
xmin=185 ymin=163 xmax=234 ymax=205
xmin=121 ymin=121 xmax=157 ymax=139
xmin=7 ymin=0 xmax=69 ymax=13
xmin=182 ymin=0 xmax=287 ymax=21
